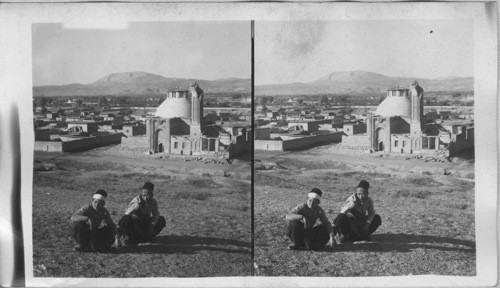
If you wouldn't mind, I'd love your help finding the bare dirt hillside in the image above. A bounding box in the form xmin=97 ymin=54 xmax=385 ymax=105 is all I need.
xmin=254 ymin=148 xmax=475 ymax=276
xmin=32 ymin=149 xmax=251 ymax=277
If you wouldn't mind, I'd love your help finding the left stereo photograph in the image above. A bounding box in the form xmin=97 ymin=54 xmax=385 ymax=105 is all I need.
xmin=31 ymin=21 xmax=252 ymax=277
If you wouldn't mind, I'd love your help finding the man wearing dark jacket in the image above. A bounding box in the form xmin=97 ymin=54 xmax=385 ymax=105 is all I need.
xmin=71 ymin=189 xmax=120 ymax=252
xmin=286 ymin=188 xmax=336 ymax=251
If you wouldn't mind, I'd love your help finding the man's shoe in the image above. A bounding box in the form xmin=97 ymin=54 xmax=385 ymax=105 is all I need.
xmin=288 ymin=244 xmax=306 ymax=251
xmin=73 ymin=246 xmax=94 ymax=252
xmin=334 ymin=233 xmax=345 ymax=245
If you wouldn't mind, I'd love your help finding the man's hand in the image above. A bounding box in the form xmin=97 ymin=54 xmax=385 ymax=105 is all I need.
xmin=88 ymin=218 xmax=98 ymax=230
xmin=327 ymin=233 xmax=336 ymax=248
xmin=112 ymin=237 xmax=122 ymax=250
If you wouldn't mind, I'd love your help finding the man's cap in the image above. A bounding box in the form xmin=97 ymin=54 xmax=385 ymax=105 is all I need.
xmin=94 ymin=189 xmax=107 ymax=198
xmin=92 ymin=189 xmax=107 ymax=201
xmin=142 ymin=181 xmax=154 ymax=191
xmin=356 ymin=180 xmax=370 ymax=190
xmin=309 ymin=188 xmax=323 ymax=197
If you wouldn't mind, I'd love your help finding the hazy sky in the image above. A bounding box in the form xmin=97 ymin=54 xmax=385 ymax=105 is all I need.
xmin=32 ymin=22 xmax=251 ymax=86
xmin=255 ymin=20 xmax=474 ymax=85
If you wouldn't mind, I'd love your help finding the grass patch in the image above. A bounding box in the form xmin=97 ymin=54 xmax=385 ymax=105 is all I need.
xmin=404 ymin=174 xmax=432 ymax=185
xmin=185 ymin=175 xmax=220 ymax=188
xmin=175 ymin=191 xmax=212 ymax=201
xmin=395 ymin=190 xmax=431 ymax=199
xmin=404 ymin=174 xmax=442 ymax=187
xmin=121 ymin=172 xmax=171 ymax=180
xmin=233 ymin=173 xmax=252 ymax=181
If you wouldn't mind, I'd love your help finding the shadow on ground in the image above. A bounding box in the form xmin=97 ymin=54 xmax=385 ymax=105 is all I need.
xmin=118 ymin=235 xmax=251 ymax=255
xmin=332 ymin=233 xmax=475 ymax=253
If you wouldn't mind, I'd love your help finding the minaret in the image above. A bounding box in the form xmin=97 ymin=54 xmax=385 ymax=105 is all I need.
xmin=189 ymin=82 xmax=204 ymax=137
xmin=409 ymin=80 xmax=425 ymax=136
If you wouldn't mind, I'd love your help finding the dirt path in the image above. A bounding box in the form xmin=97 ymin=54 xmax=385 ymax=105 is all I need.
xmin=255 ymin=147 xmax=474 ymax=173
xmin=35 ymin=148 xmax=251 ymax=176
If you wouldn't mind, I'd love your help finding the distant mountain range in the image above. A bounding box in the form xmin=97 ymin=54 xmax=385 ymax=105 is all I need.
xmin=34 ymin=70 xmax=473 ymax=97
xmin=33 ymin=71 xmax=251 ymax=97
xmin=255 ymin=70 xmax=473 ymax=95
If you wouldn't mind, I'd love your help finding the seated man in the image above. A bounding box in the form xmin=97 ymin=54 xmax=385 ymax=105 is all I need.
xmin=118 ymin=182 xmax=166 ymax=245
xmin=333 ymin=180 xmax=381 ymax=243
xmin=286 ymin=188 xmax=336 ymax=251
xmin=71 ymin=189 xmax=121 ymax=252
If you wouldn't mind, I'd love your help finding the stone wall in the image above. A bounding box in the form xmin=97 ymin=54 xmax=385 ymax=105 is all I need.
xmin=121 ymin=135 xmax=150 ymax=151
xmin=34 ymin=141 xmax=64 ymax=152
xmin=254 ymin=140 xmax=284 ymax=151
xmin=35 ymin=133 xmax=122 ymax=152
xmin=61 ymin=133 xmax=122 ymax=152
xmin=283 ymin=132 xmax=342 ymax=150
xmin=255 ymin=132 xmax=342 ymax=152
xmin=342 ymin=134 xmax=370 ymax=148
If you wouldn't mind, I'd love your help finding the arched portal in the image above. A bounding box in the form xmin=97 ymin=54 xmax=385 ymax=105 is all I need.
xmin=155 ymin=129 xmax=168 ymax=153
xmin=375 ymin=127 xmax=386 ymax=152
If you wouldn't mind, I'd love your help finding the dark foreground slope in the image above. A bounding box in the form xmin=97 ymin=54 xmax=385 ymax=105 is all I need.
xmin=254 ymin=150 xmax=475 ymax=276
xmin=32 ymin=149 xmax=251 ymax=277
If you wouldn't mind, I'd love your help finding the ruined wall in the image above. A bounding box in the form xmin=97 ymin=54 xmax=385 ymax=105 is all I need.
xmin=230 ymin=133 xmax=251 ymax=157
xmin=122 ymin=125 xmax=146 ymax=137
xmin=344 ymin=123 xmax=366 ymax=135
xmin=449 ymin=127 xmax=474 ymax=155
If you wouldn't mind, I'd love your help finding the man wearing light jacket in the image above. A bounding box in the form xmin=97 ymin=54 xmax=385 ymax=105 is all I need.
xmin=286 ymin=188 xmax=336 ymax=251
xmin=118 ymin=182 xmax=166 ymax=245
xmin=333 ymin=180 xmax=381 ymax=243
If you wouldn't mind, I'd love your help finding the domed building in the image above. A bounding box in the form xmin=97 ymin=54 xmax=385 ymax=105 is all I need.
xmin=120 ymin=82 xmax=251 ymax=158
xmin=375 ymin=87 xmax=411 ymax=117
xmin=154 ymin=88 xmax=192 ymax=119
xmin=342 ymin=81 xmax=460 ymax=154
xmin=365 ymin=81 xmax=430 ymax=153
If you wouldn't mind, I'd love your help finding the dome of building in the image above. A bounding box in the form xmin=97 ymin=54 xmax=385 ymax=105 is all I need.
xmin=155 ymin=97 xmax=191 ymax=119
xmin=376 ymin=96 xmax=411 ymax=117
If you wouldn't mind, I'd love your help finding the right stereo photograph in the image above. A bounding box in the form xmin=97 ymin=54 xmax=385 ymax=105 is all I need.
xmin=253 ymin=20 xmax=475 ymax=277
